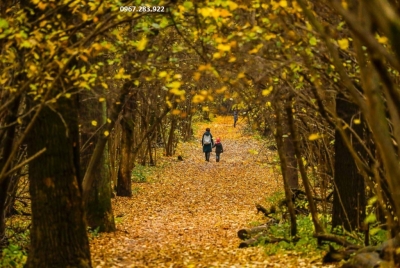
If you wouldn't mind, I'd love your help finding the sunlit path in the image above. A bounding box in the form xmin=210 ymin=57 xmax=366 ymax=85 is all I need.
xmin=90 ymin=116 xmax=328 ymax=267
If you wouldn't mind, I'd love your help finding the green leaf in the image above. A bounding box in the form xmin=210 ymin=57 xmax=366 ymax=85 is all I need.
xmin=365 ymin=213 xmax=377 ymax=224
xmin=0 ymin=18 xmax=9 ymax=29
xmin=183 ymin=1 xmax=193 ymax=10
xmin=309 ymin=36 xmax=317 ymax=46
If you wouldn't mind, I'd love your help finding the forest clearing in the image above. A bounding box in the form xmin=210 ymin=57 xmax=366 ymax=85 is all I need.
xmin=3 ymin=0 xmax=400 ymax=267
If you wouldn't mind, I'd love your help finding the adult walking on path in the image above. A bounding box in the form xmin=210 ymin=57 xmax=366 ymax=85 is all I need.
xmin=201 ymin=127 xmax=214 ymax=161
xmin=233 ymin=109 xmax=238 ymax=128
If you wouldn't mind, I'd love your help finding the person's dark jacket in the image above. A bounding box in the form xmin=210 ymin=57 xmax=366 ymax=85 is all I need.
xmin=202 ymin=131 xmax=213 ymax=153
xmin=213 ymin=142 xmax=223 ymax=154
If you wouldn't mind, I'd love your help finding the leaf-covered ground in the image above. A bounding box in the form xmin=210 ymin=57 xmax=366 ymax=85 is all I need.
xmin=91 ymin=116 xmax=335 ymax=267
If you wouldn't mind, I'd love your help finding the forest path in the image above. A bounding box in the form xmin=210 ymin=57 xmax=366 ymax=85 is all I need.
xmin=90 ymin=116 xmax=313 ymax=267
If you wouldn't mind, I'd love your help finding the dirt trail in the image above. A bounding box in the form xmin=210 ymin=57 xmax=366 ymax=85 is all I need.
xmin=90 ymin=116 xmax=312 ymax=267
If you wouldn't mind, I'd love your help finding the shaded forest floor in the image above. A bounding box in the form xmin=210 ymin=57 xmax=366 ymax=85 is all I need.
xmin=91 ymin=116 xmax=336 ymax=267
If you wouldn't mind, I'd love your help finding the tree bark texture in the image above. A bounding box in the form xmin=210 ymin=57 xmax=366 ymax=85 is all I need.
xmin=26 ymin=97 xmax=91 ymax=268
xmin=332 ymin=93 xmax=365 ymax=231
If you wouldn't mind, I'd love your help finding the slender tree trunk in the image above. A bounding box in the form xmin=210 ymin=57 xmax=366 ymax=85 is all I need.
xmin=274 ymin=100 xmax=297 ymax=237
xmin=26 ymin=95 xmax=91 ymax=267
xmin=117 ymin=103 xmax=134 ymax=197
xmin=85 ymin=141 xmax=115 ymax=232
xmin=0 ymin=96 xmax=20 ymax=247
xmin=286 ymin=104 xmax=324 ymax=234
xmin=5 ymin=173 xmax=21 ymax=217
xmin=84 ymin=92 xmax=118 ymax=232
xmin=332 ymin=93 xmax=365 ymax=231
xmin=166 ymin=117 xmax=177 ymax=156
xmin=284 ymin=136 xmax=299 ymax=189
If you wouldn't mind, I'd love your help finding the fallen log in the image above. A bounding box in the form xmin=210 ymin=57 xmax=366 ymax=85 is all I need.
xmin=323 ymin=233 xmax=400 ymax=267
xmin=341 ymin=252 xmax=387 ymax=268
xmin=239 ymin=235 xmax=295 ymax=248
xmin=313 ymin=232 xmax=359 ymax=248
xmin=238 ymin=226 xmax=269 ymax=240
xmin=239 ymin=233 xmax=264 ymax=248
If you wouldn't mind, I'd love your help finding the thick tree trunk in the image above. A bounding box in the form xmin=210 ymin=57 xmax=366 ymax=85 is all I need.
xmin=26 ymin=97 xmax=91 ymax=268
xmin=332 ymin=94 xmax=365 ymax=231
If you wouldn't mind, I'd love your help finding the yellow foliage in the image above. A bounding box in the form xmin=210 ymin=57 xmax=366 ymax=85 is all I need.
xmin=219 ymin=9 xmax=232 ymax=18
xmin=262 ymin=86 xmax=273 ymax=96
xmin=198 ymin=64 xmax=212 ymax=71
xmin=137 ymin=36 xmax=148 ymax=51
xmin=227 ymin=1 xmax=238 ymax=10
xmin=199 ymin=7 xmax=214 ymax=17
xmin=159 ymin=71 xmax=167 ymax=78
xmin=172 ymin=109 xmax=181 ymax=115
xmin=264 ymin=33 xmax=276 ymax=40
xmin=193 ymin=72 xmax=201 ymax=81
xmin=169 ymin=88 xmax=185 ymax=96
xmin=279 ymin=1 xmax=288 ymax=8
xmin=309 ymin=133 xmax=323 ymax=141
xmin=213 ymin=52 xmax=222 ymax=59
xmin=338 ymin=38 xmax=349 ymax=50
xmin=217 ymin=43 xmax=231 ymax=51
xmin=377 ymin=35 xmax=388 ymax=44
xmin=167 ymin=81 xmax=182 ymax=89
xmin=192 ymin=94 xmax=205 ymax=103
xmin=216 ymin=86 xmax=227 ymax=94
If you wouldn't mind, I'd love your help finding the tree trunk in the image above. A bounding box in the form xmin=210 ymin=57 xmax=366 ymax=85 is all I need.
xmin=85 ymin=141 xmax=115 ymax=232
xmin=166 ymin=117 xmax=177 ymax=156
xmin=84 ymin=95 xmax=116 ymax=232
xmin=117 ymin=104 xmax=134 ymax=197
xmin=286 ymin=104 xmax=324 ymax=234
xmin=274 ymin=100 xmax=297 ymax=237
xmin=284 ymin=136 xmax=299 ymax=189
xmin=0 ymin=96 xmax=20 ymax=247
xmin=26 ymin=97 xmax=91 ymax=268
xmin=332 ymin=93 xmax=365 ymax=231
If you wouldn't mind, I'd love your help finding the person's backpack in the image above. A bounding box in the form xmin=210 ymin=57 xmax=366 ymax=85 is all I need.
xmin=203 ymin=134 xmax=211 ymax=145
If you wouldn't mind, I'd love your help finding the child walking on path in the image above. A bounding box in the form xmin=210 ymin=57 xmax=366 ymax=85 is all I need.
xmin=213 ymin=138 xmax=224 ymax=162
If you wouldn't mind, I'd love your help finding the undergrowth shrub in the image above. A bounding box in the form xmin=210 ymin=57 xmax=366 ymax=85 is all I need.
xmin=0 ymin=243 xmax=27 ymax=268
xmin=131 ymin=164 xmax=158 ymax=183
